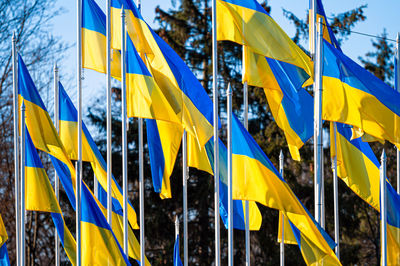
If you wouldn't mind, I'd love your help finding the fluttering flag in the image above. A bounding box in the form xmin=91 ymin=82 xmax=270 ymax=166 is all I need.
xmin=58 ymin=82 xmax=139 ymax=229
xmin=125 ymin=36 xmax=179 ymax=123
xmin=81 ymin=181 xmax=131 ymax=266
xmin=331 ymin=123 xmax=400 ymax=264
xmin=322 ymin=39 xmax=400 ymax=149
xmin=173 ymin=235 xmax=183 ymax=266
xmin=217 ymin=0 xmax=313 ymax=77
xmin=231 ymin=114 xmax=340 ymax=264
xmin=205 ymin=137 xmax=262 ymax=231
xmin=24 ymin=128 xmax=77 ymax=264
xmin=82 ymin=0 xmax=121 ymax=78
xmin=111 ymin=0 xmax=216 ymax=148
xmin=0 ymin=214 xmax=10 ymax=266
xmin=243 ymin=47 xmax=313 ymax=160
xmin=146 ymin=119 xmax=183 ymax=199
xmin=315 ymin=0 xmax=341 ymax=50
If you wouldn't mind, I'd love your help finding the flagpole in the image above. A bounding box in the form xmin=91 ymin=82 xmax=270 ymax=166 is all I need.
xmin=243 ymin=70 xmax=250 ymax=266
xmin=227 ymin=83 xmax=233 ymax=266
xmin=396 ymin=33 xmax=400 ymax=194
xmin=332 ymin=122 xmax=340 ymax=259
xmin=12 ymin=31 xmax=20 ymax=266
xmin=279 ymin=150 xmax=284 ymax=266
xmin=211 ymin=0 xmax=221 ymax=265
xmin=136 ymin=1 xmax=146 ymax=264
xmin=120 ymin=6 xmax=129 ymax=256
xmin=380 ymin=150 xmax=387 ymax=266
xmin=314 ymin=16 xmax=324 ymax=226
xmin=182 ymin=130 xmax=188 ymax=266
xmin=20 ymin=103 xmax=26 ymax=266
xmin=76 ymin=0 xmax=83 ymax=264
xmin=53 ymin=63 xmax=60 ymax=266
xmin=106 ymin=0 xmax=113 ymax=229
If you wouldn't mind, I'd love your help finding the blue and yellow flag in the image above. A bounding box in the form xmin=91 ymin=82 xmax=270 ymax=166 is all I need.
xmin=217 ymin=0 xmax=312 ymax=76
xmin=111 ymin=0 xmax=215 ymax=148
xmin=146 ymin=119 xmax=183 ymax=199
xmin=25 ymin=128 xmax=76 ymax=264
xmin=81 ymin=181 xmax=131 ymax=266
xmin=231 ymin=114 xmax=340 ymax=264
xmin=243 ymin=47 xmax=313 ymax=161
xmin=205 ymin=137 xmax=262 ymax=231
xmin=0 ymin=214 xmax=10 ymax=266
xmin=314 ymin=0 xmax=341 ymax=50
xmin=82 ymin=0 xmax=120 ymax=78
xmin=173 ymin=235 xmax=183 ymax=266
xmin=332 ymin=123 xmax=400 ymax=264
xmin=322 ymin=39 xmax=400 ymax=149
xmin=58 ymin=82 xmax=139 ymax=229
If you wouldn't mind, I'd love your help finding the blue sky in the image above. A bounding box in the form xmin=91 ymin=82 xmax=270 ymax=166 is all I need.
xmin=52 ymin=0 xmax=400 ymax=109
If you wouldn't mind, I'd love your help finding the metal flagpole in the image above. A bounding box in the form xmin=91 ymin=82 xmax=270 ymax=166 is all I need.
xmin=20 ymin=103 xmax=26 ymax=266
xmin=121 ymin=6 xmax=129 ymax=256
xmin=380 ymin=150 xmax=387 ymax=266
xmin=211 ymin=0 xmax=220 ymax=265
xmin=314 ymin=16 xmax=324 ymax=226
xmin=136 ymin=1 xmax=146 ymax=264
xmin=227 ymin=83 xmax=233 ymax=266
xmin=243 ymin=61 xmax=250 ymax=266
xmin=12 ymin=32 xmax=20 ymax=266
xmin=182 ymin=131 xmax=188 ymax=266
xmin=332 ymin=122 xmax=340 ymax=259
xmin=279 ymin=150 xmax=284 ymax=266
xmin=175 ymin=215 xmax=179 ymax=241
xmin=76 ymin=0 xmax=83 ymax=264
xmin=396 ymin=33 xmax=400 ymax=194
xmin=53 ymin=63 xmax=60 ymax=266
xmin=106 ymin=0 xmax=113 ymax=228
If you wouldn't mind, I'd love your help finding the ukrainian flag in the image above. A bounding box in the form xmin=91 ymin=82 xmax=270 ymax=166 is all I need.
xmin=111 ymin=0 xmax=215 ymax=148
xmin=231 ymin=113 xmax=340 ymax=264
xmin=0 ymin=214 xmax=10 ymax=266
xmin=322 ymin=39 xmax=400 ymax=149
xmin=217 ymin=0 xmax=312 ymax=76
xmin=278 ymin=212 xmax=338 ymax=266
xmin=173 ymin=234 xmax=183 ymax=266
xmin=58 ymin=82 xmax=139 ymax=229
xmin=205 ymin=137 xmax=262 ymax=231
xmin=125 ymin=36 xmax=179 ymax=123
xmin=243 ymin=47 xmax=313 ymax=161
xmin=332 ymin=123 xmax=400 ymax=264
xmin=81 ymin=181 xmax=131 ymax=265
xmin=315 ymin=0 xmax=341 ymax=50
xmin=82 ymin=0 xmax=121 ymax=78
xmin=25 ymin=128 xmax=76 ymax=264
xmin=146 ymin=119 xmax=183 ymax=199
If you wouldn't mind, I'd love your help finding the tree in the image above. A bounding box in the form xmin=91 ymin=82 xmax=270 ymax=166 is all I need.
xmin=0 ymin=0 xmax=67 ymax=264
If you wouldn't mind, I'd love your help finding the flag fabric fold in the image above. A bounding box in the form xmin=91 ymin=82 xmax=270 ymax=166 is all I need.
xmin=173 ymin=235 xmax=183 ymax=266
xmin=0 ymin=215 xmax=10 ymax=266
xmin=231 ymin=113 xmax=340 ymax=265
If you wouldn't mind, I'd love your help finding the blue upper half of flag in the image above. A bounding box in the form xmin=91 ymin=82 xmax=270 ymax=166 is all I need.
xmin=25 ymin=128 xmax=44 ymax=169
xmin=82 ymin=0 xmax=106 ymax=34
xmin=126 ymin=36 xmax=152 ymax=77
xmin=220 ymin=0 xmax=270 ymax=16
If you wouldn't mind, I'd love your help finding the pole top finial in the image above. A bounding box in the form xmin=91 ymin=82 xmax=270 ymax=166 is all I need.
xmin=54 ymin=62 xmax=58 ymax=72
xmin=175 ymin=215 xmax=179 ymax=237
xmin=397 ymin=32 xmax=399 ymax=43
xmin=279 ymin=150 xmax=283 ymax=160
xmin=381 ymin=149 xmax=387 ymax=161
xmin=12 ymin=31 xmax=16 ymax=41
xmin=226 ymin=82 xmax=232 ymax=95
xmin=121 ymin=5 xmax=125 ymax=16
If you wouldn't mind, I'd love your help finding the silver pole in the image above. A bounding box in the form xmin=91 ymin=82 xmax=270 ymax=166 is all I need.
xmin=321 ymin=151 xmax=325 ymax=230
xmin=76 ymin=0 xmax=83 ymax=264
xmin=53 ymin=63 xmax=60 ymax=266
xmin=227 ymin=83 xmax=233 ymax=266
xmin=332 ymin=123 xmax=340 ymax=259
xmin=243 ymin=79 xmax=250 ymax=266
xmin=380 ymin=150 xmax=387 ymax=266
xmin=279 ymin=150 xmax=284 ymax=266
xmin=310 ymin=0 xmax=316 ymax=59
xmin=182 ymin=131 xmax=188 ymax=266
xmin=106 ymin=0 xmax=113 ymax=228
xmin=20 ymin=104 xmax=26 ymax=266
xmin=314 ymin=17 xmax=324 ymax=226
xmin=396 ymin=33 xmax=400 ymax=194
xmin=175 ymin=215 xmax=179 ymax=239
xmin=211 ymin=0 xmax=220 ymax=265
xmin=94 ymin=172 xmax=98 ymax=198
xmin=12 ymin=32 xmax=20 ymax=266
xmin=136 ymin=1 xmax=145 ymax=264
xmin=120 ymin=6 xmax=129 ymax=256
